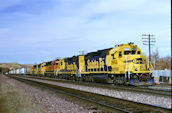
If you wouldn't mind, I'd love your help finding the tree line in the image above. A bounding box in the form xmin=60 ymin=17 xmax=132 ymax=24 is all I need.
xmin=151 ymin=49 xmax=171 ymax=70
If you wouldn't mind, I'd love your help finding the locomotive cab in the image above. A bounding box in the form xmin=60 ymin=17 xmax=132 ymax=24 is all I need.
xmin=106 ymin=43 xmax=154 ymax=85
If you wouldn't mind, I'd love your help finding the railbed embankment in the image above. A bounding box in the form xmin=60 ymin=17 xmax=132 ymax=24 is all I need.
xmin=11 ymin=75 xmax=172 ymax=109
xmin=0 ymin=75 xmax=98 ymax=113
xmin=0 ymin=75 xmax=43 ymax=113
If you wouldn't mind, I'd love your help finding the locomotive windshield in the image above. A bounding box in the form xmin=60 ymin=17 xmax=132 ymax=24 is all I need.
xmin=133 ymin=58 xmax=144 ymax=64
xmin=124 ymin=50 xmax=136 ymax=55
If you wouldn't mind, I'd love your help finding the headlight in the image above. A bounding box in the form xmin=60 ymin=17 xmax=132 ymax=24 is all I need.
xmin=135 ymin=68 xmax=138 ymax=71
xmin=109 ymin=75 xmax=114 ymax=79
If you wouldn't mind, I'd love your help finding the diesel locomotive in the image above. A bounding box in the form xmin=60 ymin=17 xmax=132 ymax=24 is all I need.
xmin=31 ymin=42 xmax=155 ymax=85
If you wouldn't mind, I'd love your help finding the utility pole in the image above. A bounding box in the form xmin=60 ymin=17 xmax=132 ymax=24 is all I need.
xmin=142 ymin=34 xmax=156 ymax=69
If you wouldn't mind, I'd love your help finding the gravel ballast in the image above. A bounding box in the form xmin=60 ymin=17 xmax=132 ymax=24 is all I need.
xmin=19 ymin=76 xmax=171 ymax=108
xmin=0 ymin=75 xmax=44 ymax=113
xmin=0 ymin=75 xmax=97 ymax=113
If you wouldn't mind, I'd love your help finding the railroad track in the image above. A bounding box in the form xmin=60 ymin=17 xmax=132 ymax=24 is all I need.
xmin=9 ymin=76 xmax=171 ymax=113
xmin=16 ymin=75 xmax=171 ymax=97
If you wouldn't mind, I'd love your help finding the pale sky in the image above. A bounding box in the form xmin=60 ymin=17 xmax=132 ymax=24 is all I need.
xmin=0 ymin=0 xmax=171 ymax=64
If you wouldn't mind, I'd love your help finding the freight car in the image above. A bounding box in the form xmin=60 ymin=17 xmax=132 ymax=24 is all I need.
xmin=31 ymin=43 xmax=154 ymax=85
xmin=19 ymin=67 xmax=31 ymax=75
xmin=9 ymin=67 xmax=31 ymax=75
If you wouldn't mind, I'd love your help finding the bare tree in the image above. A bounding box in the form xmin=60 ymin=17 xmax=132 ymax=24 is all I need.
xmin=151 ymin=48 xmax=159 ymax=69
xmin=151 ymin=49 xmax=171 ymax=70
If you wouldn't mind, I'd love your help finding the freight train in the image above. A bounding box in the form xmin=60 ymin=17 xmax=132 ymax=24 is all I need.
xmin=29 ymin=42 xmax=154 ymax=85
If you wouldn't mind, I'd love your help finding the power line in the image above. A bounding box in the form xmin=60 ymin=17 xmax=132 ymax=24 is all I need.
xmin=142 ymin=34 xmax=156 ymax=69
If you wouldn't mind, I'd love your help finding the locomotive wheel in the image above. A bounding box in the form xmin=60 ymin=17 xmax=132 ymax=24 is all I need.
xmin=85 ymin=76 xmax=90 ymax=82
xmin=91 ymin=77 xmax=94 ymax=82
xmin=113 ymin=77 xmax=118 ymax=85
xmin=81 ymin=75 xmax=86 ymax=81
xmin=117 ymin=76 xmax=121 ymax=84
xmin=117 ymin=76 xmax=125 ymax=84
xmin=121 ymin=76 xmax=126 ymax=84
xmin=75 ymin=76 xmax=81 ymax=81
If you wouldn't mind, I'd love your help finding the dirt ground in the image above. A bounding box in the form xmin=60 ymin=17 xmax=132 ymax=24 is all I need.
xmin=0 ymin=75 xmax=44 ymax=113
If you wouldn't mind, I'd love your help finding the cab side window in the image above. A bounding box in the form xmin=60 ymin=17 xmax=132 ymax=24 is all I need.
xmin=119 ymin=52 xmax=122 ymax=57
xmin=111 ymin=54 xmax=115 ymax=59
xmin=137 ymin=51 xmax=141 ymax=54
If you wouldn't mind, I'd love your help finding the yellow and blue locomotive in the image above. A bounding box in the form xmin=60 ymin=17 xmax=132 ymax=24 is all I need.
xmin=56 ymin=42 xmax=154 ymax=85
xmin=31 ymin=42 xmax=154 ymax=85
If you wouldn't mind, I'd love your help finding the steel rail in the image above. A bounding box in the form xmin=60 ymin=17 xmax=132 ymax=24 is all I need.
xmin=10 ymin=76 xmax=129 ymax=113
xmin=10 ymin=76 xmax=171 ymax=113
xmin=18 ymin=75 xmax=171 ymax=97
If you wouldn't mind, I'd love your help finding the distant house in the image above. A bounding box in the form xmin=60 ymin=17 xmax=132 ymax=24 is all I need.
xmin=152 ymin=70 xmax=171 ymax=83
xmin=152 ymin=70 xmax=171 ymax=77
